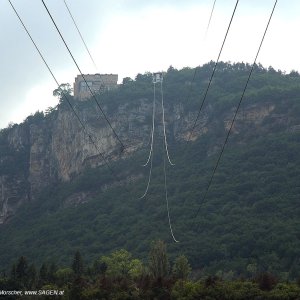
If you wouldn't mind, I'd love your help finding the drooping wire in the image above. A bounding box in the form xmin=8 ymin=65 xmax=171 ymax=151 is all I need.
xmin=192 ymin=0 xmax=278 ymax=230
xmin=139 ymin=150 xmax=154 ymax=199
xmin=140 ymin=73 xmax=174 ymax=198
xmin=63 ymin=0 xmax=97 ymax=71
xmin=186 ymin=0 xmax=239 ymax=143
xmin=163 ymin=152 xmax=179 ymax=243
xmin=7 ymin=0 xmax=126 ymax=191
xmin=143 ymin=82 xmax=156 ymax=167
xmin=41 ymin=0 xmax=125 ymax=151
xmin=139 ymin=83 xmax=156 ymax=198
xmin=160 ymin=78 xmax=175 ymax=166
xmin=139 ymin=73 xmax=178 ymax=242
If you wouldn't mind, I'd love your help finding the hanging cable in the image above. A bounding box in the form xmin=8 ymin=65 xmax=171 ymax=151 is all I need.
xmin=63 ymin=0 xmax=97 ymax=71
xmin=139 ymin=72 xmax=178 ymax=242
xmin=192 ymin=0 xmax=278 ymax=230
xmin=139 ymin=150 xmax=154 ymax=199
xmin=186 ymin=0 xmax=239 ymax=143
xmin=139 ymin=82 xmax=156 ymax=198
xmin=41 ymin=0 xmax=125 ymax=151
xmin=163 ymin=150 xmax=179 ymax=243
xmin=160 ymin=76 xmax=175 ymax=166
xmin=143 ymin=82 xmax=156 ymax=167
xmin=8 ymin=0 xmax=128 ymax=192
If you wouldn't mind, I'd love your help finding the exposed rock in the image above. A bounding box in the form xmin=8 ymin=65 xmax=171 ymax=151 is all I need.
xmin=0 ymin=96 xmax=283 ymax=223
xmin=63 ymin=192 xmax=91 ymax=208
xmin=0 ymin=175 xmax=29 ymax=224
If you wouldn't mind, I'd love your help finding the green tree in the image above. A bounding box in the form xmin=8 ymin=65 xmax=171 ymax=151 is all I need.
xmin=53 ymin=83 xmax=73 ymax=103
xmin=39 ymin=263 xmax=48 ymax=287
xmin=148 ymin=240 xmax=170 ymax=280
xmin=55 ymin=268 xmax=74 ymax=286
xmin=10 ymin=263 xmax=17 ymax=286
xmin=172 ymin=255 xmax=191 ymax=280
xmin=72 ymin=251 xmax=84 ymax=277
xmin=16 ymin=256 xmax=29 ymax=287
xmin=28 ymin=263 xmax=37 ymax=288
xmin=100 ymin=249 xmax=143 ymax=279
xmin=48 ymin=262 xmax=57 ymax=283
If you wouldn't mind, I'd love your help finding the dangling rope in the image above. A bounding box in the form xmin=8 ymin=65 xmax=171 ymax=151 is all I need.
xmin=143 ymin=82 xmax=156 ymax=167
xmin=139 ymin=72 xmax=178 ymax=242
xmin=163 ymin=153 xmax=179 ymax=243
xmin=139 ymin=150 xmax=154 ymax=199
xmin=139 ymin=82 xmax=156 ymax=198
xmin=160 ymin=79 xmax=175 ymax=166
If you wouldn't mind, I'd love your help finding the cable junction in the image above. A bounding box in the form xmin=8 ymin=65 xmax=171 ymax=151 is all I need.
xmin=140 ymin=72 xmax=174 ymax=198
xmin=140 ymin=73 xmax=178 ymax=242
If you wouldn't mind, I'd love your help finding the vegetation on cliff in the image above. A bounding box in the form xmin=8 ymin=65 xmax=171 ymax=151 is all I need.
xmin=0 ymin=62 xmax=300 ymax=283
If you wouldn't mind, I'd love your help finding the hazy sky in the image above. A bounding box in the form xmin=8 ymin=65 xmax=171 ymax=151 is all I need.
xmin=1 ymin=0 xmax=299 ymax=129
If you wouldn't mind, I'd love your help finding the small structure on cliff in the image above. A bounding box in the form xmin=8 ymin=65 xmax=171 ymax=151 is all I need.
xmin=73 ymin=73 xmax=118 ymax=100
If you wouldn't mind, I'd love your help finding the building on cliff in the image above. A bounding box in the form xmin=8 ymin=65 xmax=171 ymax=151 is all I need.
xmin=74 ymin=74 xmax=118 ymax=100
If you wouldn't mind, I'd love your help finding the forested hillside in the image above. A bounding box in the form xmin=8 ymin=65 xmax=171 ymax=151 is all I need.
xmin=0 ymin=62 xmax=300 ymax=281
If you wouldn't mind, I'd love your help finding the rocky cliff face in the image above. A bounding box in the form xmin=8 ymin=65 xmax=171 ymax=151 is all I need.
xmin=0 ymin=95 xmax=280 ymax=224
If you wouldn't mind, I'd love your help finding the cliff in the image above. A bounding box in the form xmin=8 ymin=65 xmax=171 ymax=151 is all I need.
xmin=0 ymin=63 xmax=299 ymax=224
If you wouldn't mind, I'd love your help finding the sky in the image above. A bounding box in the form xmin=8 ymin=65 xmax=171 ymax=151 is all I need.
xmin=0 ymin=0 xmax=299 ymax=129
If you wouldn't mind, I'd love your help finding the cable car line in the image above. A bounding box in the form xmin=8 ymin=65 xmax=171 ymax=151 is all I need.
xmin=63 ymin=0 xmax=114 ymax=100
xmin=205 ymin=0 xmax=217 ymax=39
xmin=63 ymin=0 xmax=97 ymax=71
xmin=140 ymin=72 xmax=173 ymax=199
xmin=8 ymin=0 xmax=128 ymax=193
xmin=192 ymin=0 xmax=278 ymax=230
xmin=186 ymin=0 xmax=239 ymax=143
xmin=41 ymin=0 xmax=125 ymax=151
xmin=139 ymin=73 xmax=178 ymax=241
xmin=182 ymin=0 xmax=217 ymax=129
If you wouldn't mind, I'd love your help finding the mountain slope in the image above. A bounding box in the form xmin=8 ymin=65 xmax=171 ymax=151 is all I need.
xmin=0 ymin=62 xmax=300 ymax=279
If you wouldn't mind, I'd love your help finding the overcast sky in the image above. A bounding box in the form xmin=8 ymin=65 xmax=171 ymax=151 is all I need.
xmin=0 ymin=0 xmax=299 ymax=129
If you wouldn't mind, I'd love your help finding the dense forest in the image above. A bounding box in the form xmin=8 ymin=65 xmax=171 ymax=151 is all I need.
xmin=1 ymin=241 xmax=300 ymax=299
xmin=0 ymin=62 xmax=300 ymax=290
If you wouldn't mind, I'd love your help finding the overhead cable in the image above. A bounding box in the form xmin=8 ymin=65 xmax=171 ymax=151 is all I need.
xmin=41 ymin=0 xmax=125 ymax=151
xmin=63 ymin=0 xmax=97 ymax=71
xmin=186 ymin=0 xmax=239 ymax=143
xmin=192 ymin=0 xmax=278 ymax=229
xmin=8 ymin=0 xmax=125 ymax=189
xmin=182 ymin=0 xmax=217 ymax=121
xmin=205 ymin=0 xmax=217 ymax=39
